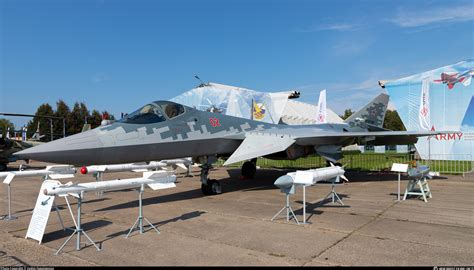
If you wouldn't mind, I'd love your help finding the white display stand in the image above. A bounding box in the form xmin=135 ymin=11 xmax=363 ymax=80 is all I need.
xmin=403 ymin=177 xmax=432 ymax=203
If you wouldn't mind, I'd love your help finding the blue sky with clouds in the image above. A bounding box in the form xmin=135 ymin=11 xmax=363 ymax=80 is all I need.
xmin=1 ymin=0 xmax=473 ymax=128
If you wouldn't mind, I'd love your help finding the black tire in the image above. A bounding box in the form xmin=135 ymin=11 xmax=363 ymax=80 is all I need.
xmin=241 ymin=161 xmax=256 ymax=179
xmin=201 ymin=183 xmax=211 ymax=195
xmin=0 ymin=163 xmax=6 ymax=171
xmin=201 ymin=180 xmax=221 ymax=195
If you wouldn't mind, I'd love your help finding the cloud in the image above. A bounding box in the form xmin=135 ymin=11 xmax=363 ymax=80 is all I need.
xmin=388 ymin=3 xmax=474 ymax=28
xmin=296 ymin=23 xmax=364 ymax=33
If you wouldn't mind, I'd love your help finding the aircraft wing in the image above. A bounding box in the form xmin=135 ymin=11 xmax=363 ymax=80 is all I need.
xmin=296 ymin=130 xmax=443 ymax=140
xmin=223 ymin=130 xmax=448 ymax=165
xmin=223 ymin=134 xmax=295 ymax=165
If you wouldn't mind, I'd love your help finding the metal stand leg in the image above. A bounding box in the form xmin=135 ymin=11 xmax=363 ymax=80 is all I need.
xmin=324 ymin=177 xmax=344 ymax=205
xmin=1 ymin=184 xmax=17 ymax=221
xmin=271 ymin=194 xmax=300 ymax=225
xmin=185 ymin=164 xmax=194 ymax=177
xmin=55 ymin=193 xmax=100 ymax=255
xmin=300 ymin=186 xmax=311 ymax=225
xmin=397 ymin=172 xmax=401 ymax=201
xmin=95 ymin=172 xmax=104 ymax=197
xmin=126 ymin=184 xmax=160 ymax=238
xmin=53 ymin=201 xmax=66 ymax=231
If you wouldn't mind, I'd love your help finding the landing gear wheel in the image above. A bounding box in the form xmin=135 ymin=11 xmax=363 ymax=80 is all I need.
xmin=201 ymin=180 xmax=221 ymax=195
xmin=241 ymin=161 xmax=256 ymax=179
xmin=201 ymin=183 xmax=210 ymax=195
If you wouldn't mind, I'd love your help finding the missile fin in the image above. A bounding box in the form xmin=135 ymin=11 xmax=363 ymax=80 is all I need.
xmin=147 ymin=182 xmax=176 ymax=190
xmin=48 ymin=174 xmax=75 ymax=180
xmin=132 ymin=169 xmax=148 ymax=172
xmin=68 ymin=192 xmax=80 ymax=198
xmin=340 ymin=174 xmax=349 ymax=182
xmin=3 ymin=173 xmax=15 ymax=184
xmin=176 ymin=163 xmax=187 ymax=170
xmin=97 ymin=165 xmax=107 ymax=172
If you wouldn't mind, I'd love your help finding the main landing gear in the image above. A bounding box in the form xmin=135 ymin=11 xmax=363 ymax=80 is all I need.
xmin=241 ymin=158 xmax=257 ymax=179
xmin=199 ymin=157 xmax=222 ymax=196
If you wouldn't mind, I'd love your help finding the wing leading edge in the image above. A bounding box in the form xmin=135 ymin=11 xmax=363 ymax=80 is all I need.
xmin=223 ymin=130 xmax=449 ymax=165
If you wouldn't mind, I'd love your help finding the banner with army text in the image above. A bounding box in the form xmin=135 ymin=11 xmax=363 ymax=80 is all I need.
xmin=384 ymin=60 xmax=474 ymax=161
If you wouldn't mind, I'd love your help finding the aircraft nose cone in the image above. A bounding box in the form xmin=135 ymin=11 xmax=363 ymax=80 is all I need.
xmin=14 ymin=130 xmax=103 ymax=165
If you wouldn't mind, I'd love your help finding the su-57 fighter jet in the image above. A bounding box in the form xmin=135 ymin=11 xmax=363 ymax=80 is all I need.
xmin=15 ymin=93 xmax=445 ymax=195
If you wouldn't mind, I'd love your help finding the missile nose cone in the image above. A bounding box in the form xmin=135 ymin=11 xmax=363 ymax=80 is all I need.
xmin=274 ymin=175 xmax=294 ymax=188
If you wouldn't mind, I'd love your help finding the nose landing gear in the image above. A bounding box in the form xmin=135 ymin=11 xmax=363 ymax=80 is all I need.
xmin=199 ymin=157 xmax=221 ymax=195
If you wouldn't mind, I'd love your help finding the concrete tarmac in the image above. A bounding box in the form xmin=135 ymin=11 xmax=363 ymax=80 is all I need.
xmin=0 ymin=161 xmax=473 ymax=266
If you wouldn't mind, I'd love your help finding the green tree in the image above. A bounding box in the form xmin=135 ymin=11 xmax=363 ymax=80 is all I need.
xmin=89 ymin=110 xmax=102 ymax=128
xmin=383 ymin=110 xmax=406 ymax=131
xmin=0 ymin=118 xmax=15 ymax=138
xmin=68 ymin=102 xmax=90 ymax=135
xmin=53 ymin=100 xmax=70 ymax=138
xmin=26 ymin=103 xmax=55 ymax=141
xmin=340 ymin=109 xmax=353 ymax=120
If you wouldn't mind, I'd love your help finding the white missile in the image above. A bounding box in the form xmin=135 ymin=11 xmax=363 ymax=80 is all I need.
xmin=44 ymin=171 xmax=176 ymax=197
xmin=79 ymin=158 xmax=193 ymax=175
xmin=160 ymin=158 xmax=193 ymax=171
xmin=0 ymin=165 xmax=76 ymax=185
xmin=274 ymin=164 xmax=348 ymax=194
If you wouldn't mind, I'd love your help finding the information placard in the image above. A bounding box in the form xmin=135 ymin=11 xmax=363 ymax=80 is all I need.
xmin=25 ymin=180 xmax=61 ymax=244
xmin=391 ymin=163 xmax=409 ymax=173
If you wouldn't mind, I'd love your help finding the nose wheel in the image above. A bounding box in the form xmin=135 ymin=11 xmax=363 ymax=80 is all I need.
xmin=201 ymin=180 xmax=221 ymax=195
xmin=200 ymin=160 xmax=221 ymax=195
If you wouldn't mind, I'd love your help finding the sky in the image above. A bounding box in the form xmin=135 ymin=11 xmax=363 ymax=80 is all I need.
xmin=1 ymin=0 xmax=473 ymax=128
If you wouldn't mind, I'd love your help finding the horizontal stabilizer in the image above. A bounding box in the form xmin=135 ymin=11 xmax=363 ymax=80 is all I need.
xmin=224 ymin=133 xmax=295 ymax=165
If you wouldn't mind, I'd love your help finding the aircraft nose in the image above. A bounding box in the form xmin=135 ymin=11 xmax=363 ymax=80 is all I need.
xmin=14 ymin=130 xmax=103 ymax=165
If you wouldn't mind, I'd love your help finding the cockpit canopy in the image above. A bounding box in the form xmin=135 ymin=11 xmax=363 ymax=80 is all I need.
xmin=119 ymin=101 xmax=186 ymax=124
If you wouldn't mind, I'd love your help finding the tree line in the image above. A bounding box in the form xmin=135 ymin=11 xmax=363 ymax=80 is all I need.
xmin=24 ymin=100 xmax=115 ymax=141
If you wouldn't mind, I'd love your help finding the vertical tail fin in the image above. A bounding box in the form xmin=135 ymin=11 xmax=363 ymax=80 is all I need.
xmin=316 ymin=89 xmax=327 ymax=123
xmin=344 ymin=93 xmax=389 ymax=129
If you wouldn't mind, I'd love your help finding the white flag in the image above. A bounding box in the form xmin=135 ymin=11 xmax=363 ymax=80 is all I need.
xmin=419 ymin=78 xmax=431 ymax=130
xmin=316 ymin=89 xmax=327 ymax=124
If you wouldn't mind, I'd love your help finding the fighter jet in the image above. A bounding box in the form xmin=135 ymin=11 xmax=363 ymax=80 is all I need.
xmin=433 ymin=69 xmax=473 ymax=89
xmin=0 ymin=124 xmax=44 ymax=171
xmin=15 ymin=93 xmax=446 ymax=195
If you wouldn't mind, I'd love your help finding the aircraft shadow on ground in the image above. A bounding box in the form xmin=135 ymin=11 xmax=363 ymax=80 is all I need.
xmin=90 ymin=168 xmax=425 ymax=212
xmin=92 ymin=169 xmax=288 ymax=212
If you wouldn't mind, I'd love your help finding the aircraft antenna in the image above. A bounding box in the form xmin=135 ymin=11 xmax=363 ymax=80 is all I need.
xmin=194 ymin=75 xmax=207 ymax=87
